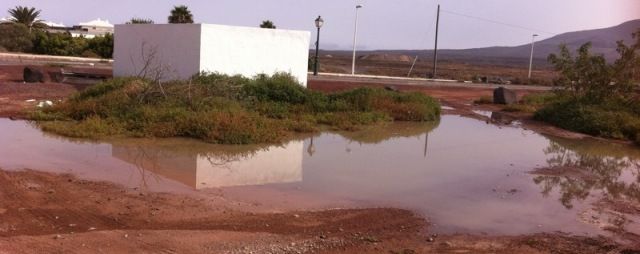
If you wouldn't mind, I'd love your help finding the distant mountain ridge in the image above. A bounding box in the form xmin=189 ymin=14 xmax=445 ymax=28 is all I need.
xmin=324 ymin=19 xmax=640 ymax=67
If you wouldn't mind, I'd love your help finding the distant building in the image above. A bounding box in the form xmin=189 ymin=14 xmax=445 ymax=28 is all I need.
xmin=42 ymin=21 xmax=68 ymax=34
xmin=70 ymin=19 xmax=114 ymax=38
xmin=1 ymin=17 xmax=113 ymax=38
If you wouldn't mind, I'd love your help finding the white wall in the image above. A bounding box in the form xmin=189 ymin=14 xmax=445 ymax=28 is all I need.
xmin=114 ymin=24 xmax=311 ymax=86
xmin=113 ymin=24 xmax=202 ymax=80
xmin=200 ymin=24 xmax=311 ymax=86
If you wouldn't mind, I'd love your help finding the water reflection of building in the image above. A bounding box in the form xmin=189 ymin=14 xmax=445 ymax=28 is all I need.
xmin=111 ymin=141 xmax=303 ymax=189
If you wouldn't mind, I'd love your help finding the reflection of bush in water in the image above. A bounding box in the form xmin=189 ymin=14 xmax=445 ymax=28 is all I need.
xmin=33 ymin=119 xmax=297 ymax=164
xmin=533 ymin=136 xmax=640 ymax=209
xmin=336 ymin=120 xmax=440 ymax=144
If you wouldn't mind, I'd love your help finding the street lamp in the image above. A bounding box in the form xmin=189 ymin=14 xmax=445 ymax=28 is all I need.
xmin=313 ymin=16 xmax=324 ymax=76
xmin=528 ymin=34 xmax=539 ymax=83
xmin=351 ymin=4 xmax=363 ymax=75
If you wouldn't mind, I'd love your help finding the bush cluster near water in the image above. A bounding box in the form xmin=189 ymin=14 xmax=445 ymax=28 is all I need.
xmin=534 ymin=95 xmax=640 ymax=143
xmin=494 ymin=90 xmax=640 ymax=144
xmin=486 ymin=30 xmax=640 ymax=144
xmin=32 ymin=73 xmax=440 ymax=144
xmin=526 ymin=31 xmax=640 ymax=144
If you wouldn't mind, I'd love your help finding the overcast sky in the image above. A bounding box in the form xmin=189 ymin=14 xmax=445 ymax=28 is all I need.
xmin=1 ymin=0 xmax=638 ymax=50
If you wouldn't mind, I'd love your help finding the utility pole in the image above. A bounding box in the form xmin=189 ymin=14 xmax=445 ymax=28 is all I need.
xmin=351 ymin=4 xmax=363 ymax=75
xmin=431 ymin=4 xmax=440 ymax=79
xmin=408 ymin=55 xmax=419 ymax=77
xmin=528 ymin=34 xmax=539 ymax=83
xmin=423 ymin=133 xmax=429 ymax=158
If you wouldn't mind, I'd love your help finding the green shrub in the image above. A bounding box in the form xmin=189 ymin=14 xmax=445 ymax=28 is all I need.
xmin=331 ymin=88 xmax=440 ymax=121
xmin=86 ymin=33 xmax=113 ymax=58
xmin=71 ymin=77 xmax=138 ymax=101
xmin=534 ymin=97 xmax=640 ymax=141
xmin=501 ymin=92 xmax=559 ymax=113
xmin=532 ymin=30 xmax=640 ymax=143
xmin=32 ymin=73 xmax=440 ymax=144
xmin=32 ymin=32 xmax=88 ymax=56
xmin=522 ymin=92 xmax=558 ymax=106
xmin=242 ymin=73 xmax=308 ymax=104
xmin=0 ymin=28 xmax=114 ymax=58
xmin=0 ymin=23 xmax=33 ymax=52
xmin=502 ymin=104 xmax=536 ymax=113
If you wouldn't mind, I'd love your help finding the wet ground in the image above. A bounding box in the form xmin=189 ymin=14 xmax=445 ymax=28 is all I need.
xmin=2 ymin=115 xmax=639 ymax=245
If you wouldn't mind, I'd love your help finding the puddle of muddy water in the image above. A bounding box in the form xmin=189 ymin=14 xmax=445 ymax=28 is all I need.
xmin=0 ymin=116 xmax=639 ymax=237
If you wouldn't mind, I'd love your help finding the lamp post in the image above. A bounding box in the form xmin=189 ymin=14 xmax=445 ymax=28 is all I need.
xmin=528 ymin=34 xmax=539 ymax=83
xmin=307 ymin=137 xmax=316 ymax=156
xmin=313 ymin=16 xmax=324 ymax=76
xmin=351 ymin=4 xmax=363 ymax=75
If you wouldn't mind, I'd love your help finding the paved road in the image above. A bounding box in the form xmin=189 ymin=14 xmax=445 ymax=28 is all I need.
xmin=309 ymin=73 xmax=552 ymax=91
xmin=0 ymin=52 xmax=112 ymax=68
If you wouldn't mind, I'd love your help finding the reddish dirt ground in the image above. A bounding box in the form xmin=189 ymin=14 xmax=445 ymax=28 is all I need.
xmin=317 ymin=54 xmax=556 ymax=85
xmin=0 ymin=170 xmax=634 ymax=254
xmin=0 ymin=65 xmax=111 ymax=118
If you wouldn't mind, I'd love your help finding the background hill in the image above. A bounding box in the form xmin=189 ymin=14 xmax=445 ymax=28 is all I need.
xmin=323 ymin=19 xmax=640 ymax=67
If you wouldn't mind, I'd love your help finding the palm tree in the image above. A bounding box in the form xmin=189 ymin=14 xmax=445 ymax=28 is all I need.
xmin=260 ymin=20 xmax=276 ymax=29
xmin=168 ymin=5 xmax=194 ymax=24
xmin=7 ymin=6 xmax=46 ymax=30
xmin=126 ymin=18 xmax=154 ymax=24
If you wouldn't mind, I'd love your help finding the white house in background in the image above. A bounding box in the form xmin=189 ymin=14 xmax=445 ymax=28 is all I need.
xmin=0 ymin=18 xmax=67 ymax=30
xmin=42 ymin=21 xmax=66 ymax=28
xmin=69 ymin=18 xmax=114 ymax=38
xmin=113 ymin=24 xmax=311 ymax=86
xmin=42 ymin=21 xmax=68 ymax=34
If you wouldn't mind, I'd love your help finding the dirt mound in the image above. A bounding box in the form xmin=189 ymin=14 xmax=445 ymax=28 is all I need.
xmin=358 ymin=54 xmax=413 ymax=63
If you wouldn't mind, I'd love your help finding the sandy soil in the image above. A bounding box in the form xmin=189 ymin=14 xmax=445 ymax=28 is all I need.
xmin=317 ymin=53 xmax=556 ymax=85
xmin=0 ymin=65 xmax=111 ymax=118
xmin=1 ymin=64 xmax=640 ymax=253
xmin=0 ymin=170 xmax=635 ymax=254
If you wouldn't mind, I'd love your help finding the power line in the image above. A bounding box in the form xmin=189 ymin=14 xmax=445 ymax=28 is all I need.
xmin=440 ymin=9 xmax=557 ymax=36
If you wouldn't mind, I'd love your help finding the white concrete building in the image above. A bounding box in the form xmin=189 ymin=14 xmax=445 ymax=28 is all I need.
xmin=113 ymin=24 xmax=311 ymax=86
xmin=70 ymin=18 xmax=114 ymax=38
